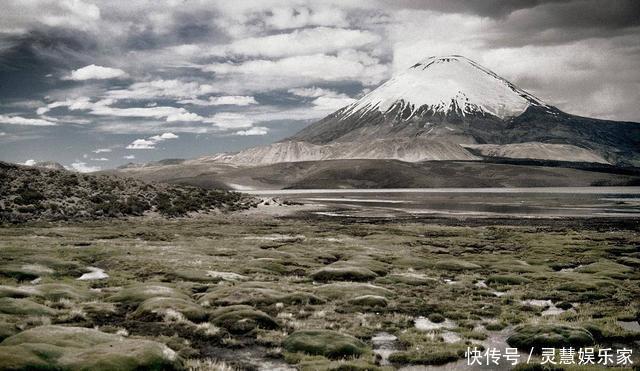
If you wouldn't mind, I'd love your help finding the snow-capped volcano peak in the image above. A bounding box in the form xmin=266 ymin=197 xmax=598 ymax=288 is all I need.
xmin=344 ymin=55 xmax=549 ymax=120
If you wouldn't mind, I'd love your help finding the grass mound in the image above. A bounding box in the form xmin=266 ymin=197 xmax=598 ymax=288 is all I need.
xmin=0 ymin=298 xmax=56 ymax=316
xmin=506 ymin=324 xmax=594 ymax=351
xmin=487 ymin=275 xmax=531 ymax=285
xmin=34 ymin=284 xmax=91 ymax=301
xmin=377 ymin=273 xmax=437 ymax=286
xmin=315 ymin=283 xmax=393 ymax=301
xmin=435 ymin=259 xmax=481 ymax=271
xmin=0 ymin=286 xmax=41 ymax=299
xmin=108 ymin=284 xmax=189 ymax=306
xmin=171 ymin=269 xmax=248 ymax=283
xmin=199 ymin=282 xmax=321 ymax=306
xmin=347 ymin=295 xmax=388 ymax=307
xmin=283 ymin=329 xmax=368 ymax=359
xmin=388 ymin=329 xmax=467 ymax=366
xmin=0 ymin=264 xmax=53 ymax=281
xmin=310 ymin=263 xmax=378 ymax=282
xmin=132 ymin=297 xmax=208 ymax=322
xmin=0 ymin=325 xmax=182 ymax=370
xmin=210 ymin=305 xmax=279 ymax=334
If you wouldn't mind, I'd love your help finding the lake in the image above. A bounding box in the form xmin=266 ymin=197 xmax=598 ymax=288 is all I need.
xmin=244 ymin=187 xmax=640 ymax=218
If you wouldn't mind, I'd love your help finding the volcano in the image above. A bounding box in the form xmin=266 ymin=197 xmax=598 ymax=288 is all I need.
xmin=224 ymin=55 xmax=639 ymax=166
xmin=111 ymin=55 xmax=640 ymax=190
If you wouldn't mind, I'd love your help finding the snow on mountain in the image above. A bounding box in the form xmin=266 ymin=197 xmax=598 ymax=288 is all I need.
xmin=344 ymin=55 xmax=549 ymax=120
xmin=142 ymin=54 xmax=635 ymax=168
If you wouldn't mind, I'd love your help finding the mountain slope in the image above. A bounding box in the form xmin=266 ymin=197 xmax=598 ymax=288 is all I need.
xmin=286 ymin=55 xmax=640 ymax=166
xmin=224 ymin=138 xmax=478 ymax=165
xmin=463 ymin=142 xmax=610 ymax=164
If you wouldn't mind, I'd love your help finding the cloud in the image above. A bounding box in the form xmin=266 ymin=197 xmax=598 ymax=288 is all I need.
xmin=178 ymin=96 xmax=258 ymax=106
xmin=209 ymin=27 xmax=380 ymax=58
xmin=203 ymin=51 xmax=389 ymax=89
xmin=235 ymin=126 xmax=269 ymax=136
xmin=24 ymin=159 xmax=36 ymax=166
xmin=70 ymin=161 xmax=101 ymax=173
xmin=92 ymin=148 xmax=111 ymax=153
xmin=104 ymin=80 xmax=218 ymax=100
xmin=123 ymin=155 xmax=135 ymax=159
xmin=206 ymin=113 xmax=255 ymax=130
xmin=1 ymin=0 xmax=640 ymax=169
xmin=126 ymin=132 xmax=179 ymax=149
xmin=310 ymin=96 xmax=357 ymax=111
xmin=0 ymin=114 xmax=56 ymax=126
xmin=289 ymin=87 xmax=356 ymax=111
xmin=126 ymin=139 xmax=156 ymax=149
xmin=288 ymin=87 xmax=343 ymax=98
xmin=264 ymin=6 xmax=349 ymax=29
xmin=1 ymin=0 xmax=100 ymax=34
xmin=89 ymin=105 xmax=202 ymax=122
xmin=90 ymin=157 xmax=109 ymax=161
xmin=150 ymin=132 xmax=179 ymax=140
xmin=37 ymin=97 xmax=112 ymax=115
xmin=66 ymin=64 xmax=128 ymax=81
xmin=40 ymin=97 xmax=204 ymax=122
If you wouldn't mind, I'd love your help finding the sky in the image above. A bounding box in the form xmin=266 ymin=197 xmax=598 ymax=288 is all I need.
xmin=0 ymin=0 xmax=639 ymax=171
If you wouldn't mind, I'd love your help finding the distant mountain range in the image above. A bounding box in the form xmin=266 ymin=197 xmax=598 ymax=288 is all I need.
xmin=111 ymin=55 xmax=640 ymax=189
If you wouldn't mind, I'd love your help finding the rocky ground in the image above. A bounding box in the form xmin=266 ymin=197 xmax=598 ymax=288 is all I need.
xmin=0 ymin=211 xmax=639 ymax=370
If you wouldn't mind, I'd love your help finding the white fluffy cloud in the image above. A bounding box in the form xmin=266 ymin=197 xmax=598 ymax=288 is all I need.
xmin=23 ymin=159 xmax=37 ymax=166
xmin=39 ymin=97 xmax=204 ymax=122
xmin=126 ymin=139 xmax=156 ymax=150
xmin=204 ymin=52 xmax=389 ymax=89
xmin=104 ymin=80 xmax=218 ymax=100
xmin=289 ymin=87 xmax=356 ymax=111
xmin=0 ymin=114 xmax=56 ymax=126
xmin=123 ymin=155 xmax=135 ymax=159
xmin=235 ymin=126 xmax=268 ymax=136
xmin=126 ymin=132 xmax=179 ymax=150
xmin=92 ymin=148 xmax=112 ymax=153
xmin=206 ymin=113 xmax=255 ymax=130
xmin=178 ymin=96 xmax=258 ymax=106
xmin=1 ymin=0 xmax=100 ymax=34
xmin=70 ymin=161 xmax=101 ymax=173
xmin=150 ymin=132 xmax=179 ymax=141
xmin=210 ymin=27 xmax=380 ymax=59
xmin=66 ymin=65 xmax=128 ymax=81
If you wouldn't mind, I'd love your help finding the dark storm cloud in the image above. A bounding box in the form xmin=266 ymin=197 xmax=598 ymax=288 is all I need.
xmin=379 ymin=0 xmax=573 ymax=18
xmin=382 ymin=0 xmax=640 ymax=27
xmin=486 ymin=0 xmax=640 ymax=47
xmin=0 ymin=29 xmax=98 ymax=100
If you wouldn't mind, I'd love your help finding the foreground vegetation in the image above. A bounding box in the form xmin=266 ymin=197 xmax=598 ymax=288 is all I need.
xmin=0 ymin=213 xmax=638 ymax=370
xmin=0 ymin=162 xmax=251 ymax=223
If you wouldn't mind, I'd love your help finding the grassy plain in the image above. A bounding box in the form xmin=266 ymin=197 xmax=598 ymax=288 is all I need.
xmin=0 ymin=212 xmax=638 ymax=370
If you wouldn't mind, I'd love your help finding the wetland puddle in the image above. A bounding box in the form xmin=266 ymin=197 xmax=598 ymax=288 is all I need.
xmin=372 ymin=332 xmax=400 ymax=366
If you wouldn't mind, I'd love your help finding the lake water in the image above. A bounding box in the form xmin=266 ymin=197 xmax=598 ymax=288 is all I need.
xmin=245 ymin=187 xmax=640 ymax=218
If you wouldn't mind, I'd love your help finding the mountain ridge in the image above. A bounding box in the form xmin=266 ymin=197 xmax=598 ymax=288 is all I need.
xmin=285 ymin=56 xmax=640 ymax=166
